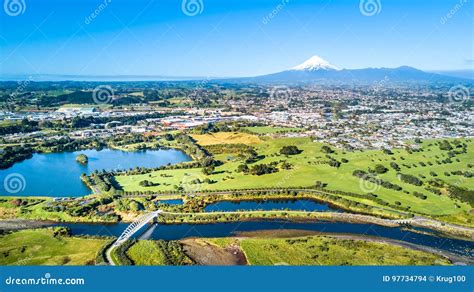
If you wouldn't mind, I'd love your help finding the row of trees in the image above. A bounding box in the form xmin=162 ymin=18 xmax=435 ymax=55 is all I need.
xmin=352 ymin=170 xmax=403 ymax=191
xmin=0 ymin=119 xmax=39 ymax=135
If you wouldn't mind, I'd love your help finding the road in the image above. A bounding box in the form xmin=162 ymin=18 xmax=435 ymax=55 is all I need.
xmin=105 ymin=244 xmax=116 ymax=266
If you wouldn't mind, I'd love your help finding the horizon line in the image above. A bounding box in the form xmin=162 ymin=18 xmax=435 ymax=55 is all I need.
xmin=1 ymin=67 xmax=473 ymax=83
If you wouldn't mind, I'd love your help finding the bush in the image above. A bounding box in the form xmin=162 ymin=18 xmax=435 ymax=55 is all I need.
xmin=374 ymin=164 xmax=388 ymax=174
xmin=321 ymin=145 xmax=334 ymax=154
xmin=448 ymin=185 xmax=474 ymax=206
xmin=250 ymin=163 xmax=278 ymax=176
xmin=279 ymin=146 xmax=302 ymax=155
xmin=413 ymin=192 xmax=427 ymax=200
xmin=113 ymin=240 xmax=136 ymax=265
xmin=236 ymin=164 xmax=249 ymax=173
xmin=398 ymin=173 xmax=423 ymax=186
xmin=139 ymin=180 xmax=152 ymax=187
xmin=95 ymin=239 xmax=115 ymax=265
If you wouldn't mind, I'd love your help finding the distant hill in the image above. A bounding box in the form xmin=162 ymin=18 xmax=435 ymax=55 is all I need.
xmin=430 ymin=70 xmax=474 ymax=80
xmin=225 ymin=55 xmax=473 ymax=85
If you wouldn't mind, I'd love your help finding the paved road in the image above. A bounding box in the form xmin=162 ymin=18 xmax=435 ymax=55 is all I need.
xmin=105 ymin=244 xmax=116 ymax=266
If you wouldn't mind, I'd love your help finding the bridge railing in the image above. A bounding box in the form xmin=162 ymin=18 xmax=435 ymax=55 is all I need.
xmin=115 ymin=210 xmax=162 ymax=245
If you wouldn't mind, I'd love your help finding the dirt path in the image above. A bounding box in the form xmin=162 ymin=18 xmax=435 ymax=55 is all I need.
xmin=181 ymin=238 xmax=247 ymax=265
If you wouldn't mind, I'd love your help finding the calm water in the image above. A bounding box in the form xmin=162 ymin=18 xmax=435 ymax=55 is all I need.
xmin=57 ymin=221 xmax=474 ymax=259
xmin=0 ymin=149 xmax=191 ymax=197
xmin=157 ymin=199 xmax=184 ymax=205
xmin=204 ymin=199 xmax=339 ymax=212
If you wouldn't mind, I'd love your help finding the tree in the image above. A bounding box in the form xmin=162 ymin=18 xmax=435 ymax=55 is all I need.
xmin=163 ymin=133 xmax=174 ymax=141
xmin=238 ymin=148 xmax=259 ymax=163
xmin=250 ymin=163 xmax=278 ymax=175
xmin=202 ymin=165 xmax=215 ymax=175
xmin=279 ymin=145 xmax=302 ymax=155
xmin=374 ymin=164 xmax=388 ymax=174
xmin=281 ymin=161 xmax=293 ymax=170
xmin=321 ymin=145 xmax=334 ymax=154
xmin=75 ymin=154 xmax=88 ymax=164
xmin=236 ymin=164 xmax=249 ymax=173
xmin=390 ymin=162 xmax=400 ymax=171
xmin=129 ymin=201 xmax=143 ymax=211
xmin=383 ymin=149 xmax=394 ymax=155
xmin=438 ymin=140 xmax=452 ymax=151
xmin=398 ymin=173 xmax=423 ymax=186
xmin=139 ymin=180 xmax=152 ymax=187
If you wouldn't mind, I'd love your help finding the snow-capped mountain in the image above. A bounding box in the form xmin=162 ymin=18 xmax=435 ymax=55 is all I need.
xmin=227 ymin=55 xmax=471 ymax=84
xmin=291 ymin=55 xmax=339 ymax=71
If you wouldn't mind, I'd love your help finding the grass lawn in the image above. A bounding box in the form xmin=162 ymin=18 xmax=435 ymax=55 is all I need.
xmin=115 ymin=135 xmax=473 ymax=219
xmin=126 ymin=240 xmax=167 ymax=265
xmin=0 ymin=228 xmax=107 ymax=265
xmin=233 ymin=236 xmax=450 ymax=265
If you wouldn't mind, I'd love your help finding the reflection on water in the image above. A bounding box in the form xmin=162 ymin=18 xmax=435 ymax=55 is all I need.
xmin=204 ymin=199 xmax=339 ymax=212
xmin=157 ymin=199 xmax=184 ymax=205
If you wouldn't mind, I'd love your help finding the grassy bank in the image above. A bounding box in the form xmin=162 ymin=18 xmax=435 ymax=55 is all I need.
xmin=0 ymin=228 xmax=107 ymax=265
xmin=206 ymin=235 xmax=451 ymax=265
xmin=126 ymin=240 xmax=192 ymax=265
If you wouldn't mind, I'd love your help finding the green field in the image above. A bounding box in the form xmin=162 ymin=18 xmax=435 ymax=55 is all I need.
xmin=126 ymin=240 xmax=192 ymax=265
xmin=243 ymin=126 xmax=303 ymax=134
xmin=232 ymin=236 xmax=450 ymax=265
xmin=0 ymin=228 xmax=107 ymax=265
xmin=115 ymin=135 xmax=473 ymax=219
xmin=126 ymin=240 xmax=168 ymax=265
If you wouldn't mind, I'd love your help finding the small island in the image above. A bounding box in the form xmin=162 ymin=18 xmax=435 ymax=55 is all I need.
xmin=75 ymin=154 xmax=88 ymax=165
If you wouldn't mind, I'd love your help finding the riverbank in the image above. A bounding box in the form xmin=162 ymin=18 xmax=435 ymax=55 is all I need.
xmin=232 ymin=229 xmax=471 ymax=265
xmin=179 ymin=234 xmax=453 ymax=266
xmin=0 ymin=219 xmax=53 ymax=231
xmin=0 ymin=227 xmax=107 ymax=265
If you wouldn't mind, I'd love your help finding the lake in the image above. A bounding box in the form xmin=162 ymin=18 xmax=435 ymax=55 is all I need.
xmin=0 ymin=148 xmax=191 ymax=197
xmin=204 ymin=199 xmax=339 ymax=212
xmin=56 ymin=220 xmax=474 ymax=259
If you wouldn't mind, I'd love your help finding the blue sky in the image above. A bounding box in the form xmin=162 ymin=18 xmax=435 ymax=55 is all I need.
xmin=0 ymin=0 xmax=473 ymax=77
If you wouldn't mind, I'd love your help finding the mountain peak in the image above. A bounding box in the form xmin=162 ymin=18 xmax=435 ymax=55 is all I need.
xmin=291 ymin=55 xmax=339 ymax=71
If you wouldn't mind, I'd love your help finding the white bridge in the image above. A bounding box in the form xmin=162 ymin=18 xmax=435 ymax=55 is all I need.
xmin=114 ymin=210 xmax=163 ymax=246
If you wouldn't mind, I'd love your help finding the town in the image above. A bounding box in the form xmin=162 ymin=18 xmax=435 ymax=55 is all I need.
xmin=1 ymin=83 xmax=472 ymax=152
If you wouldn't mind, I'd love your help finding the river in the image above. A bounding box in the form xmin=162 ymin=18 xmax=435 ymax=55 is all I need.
xmin=56 ymin=220 xmax=474 ymax=259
